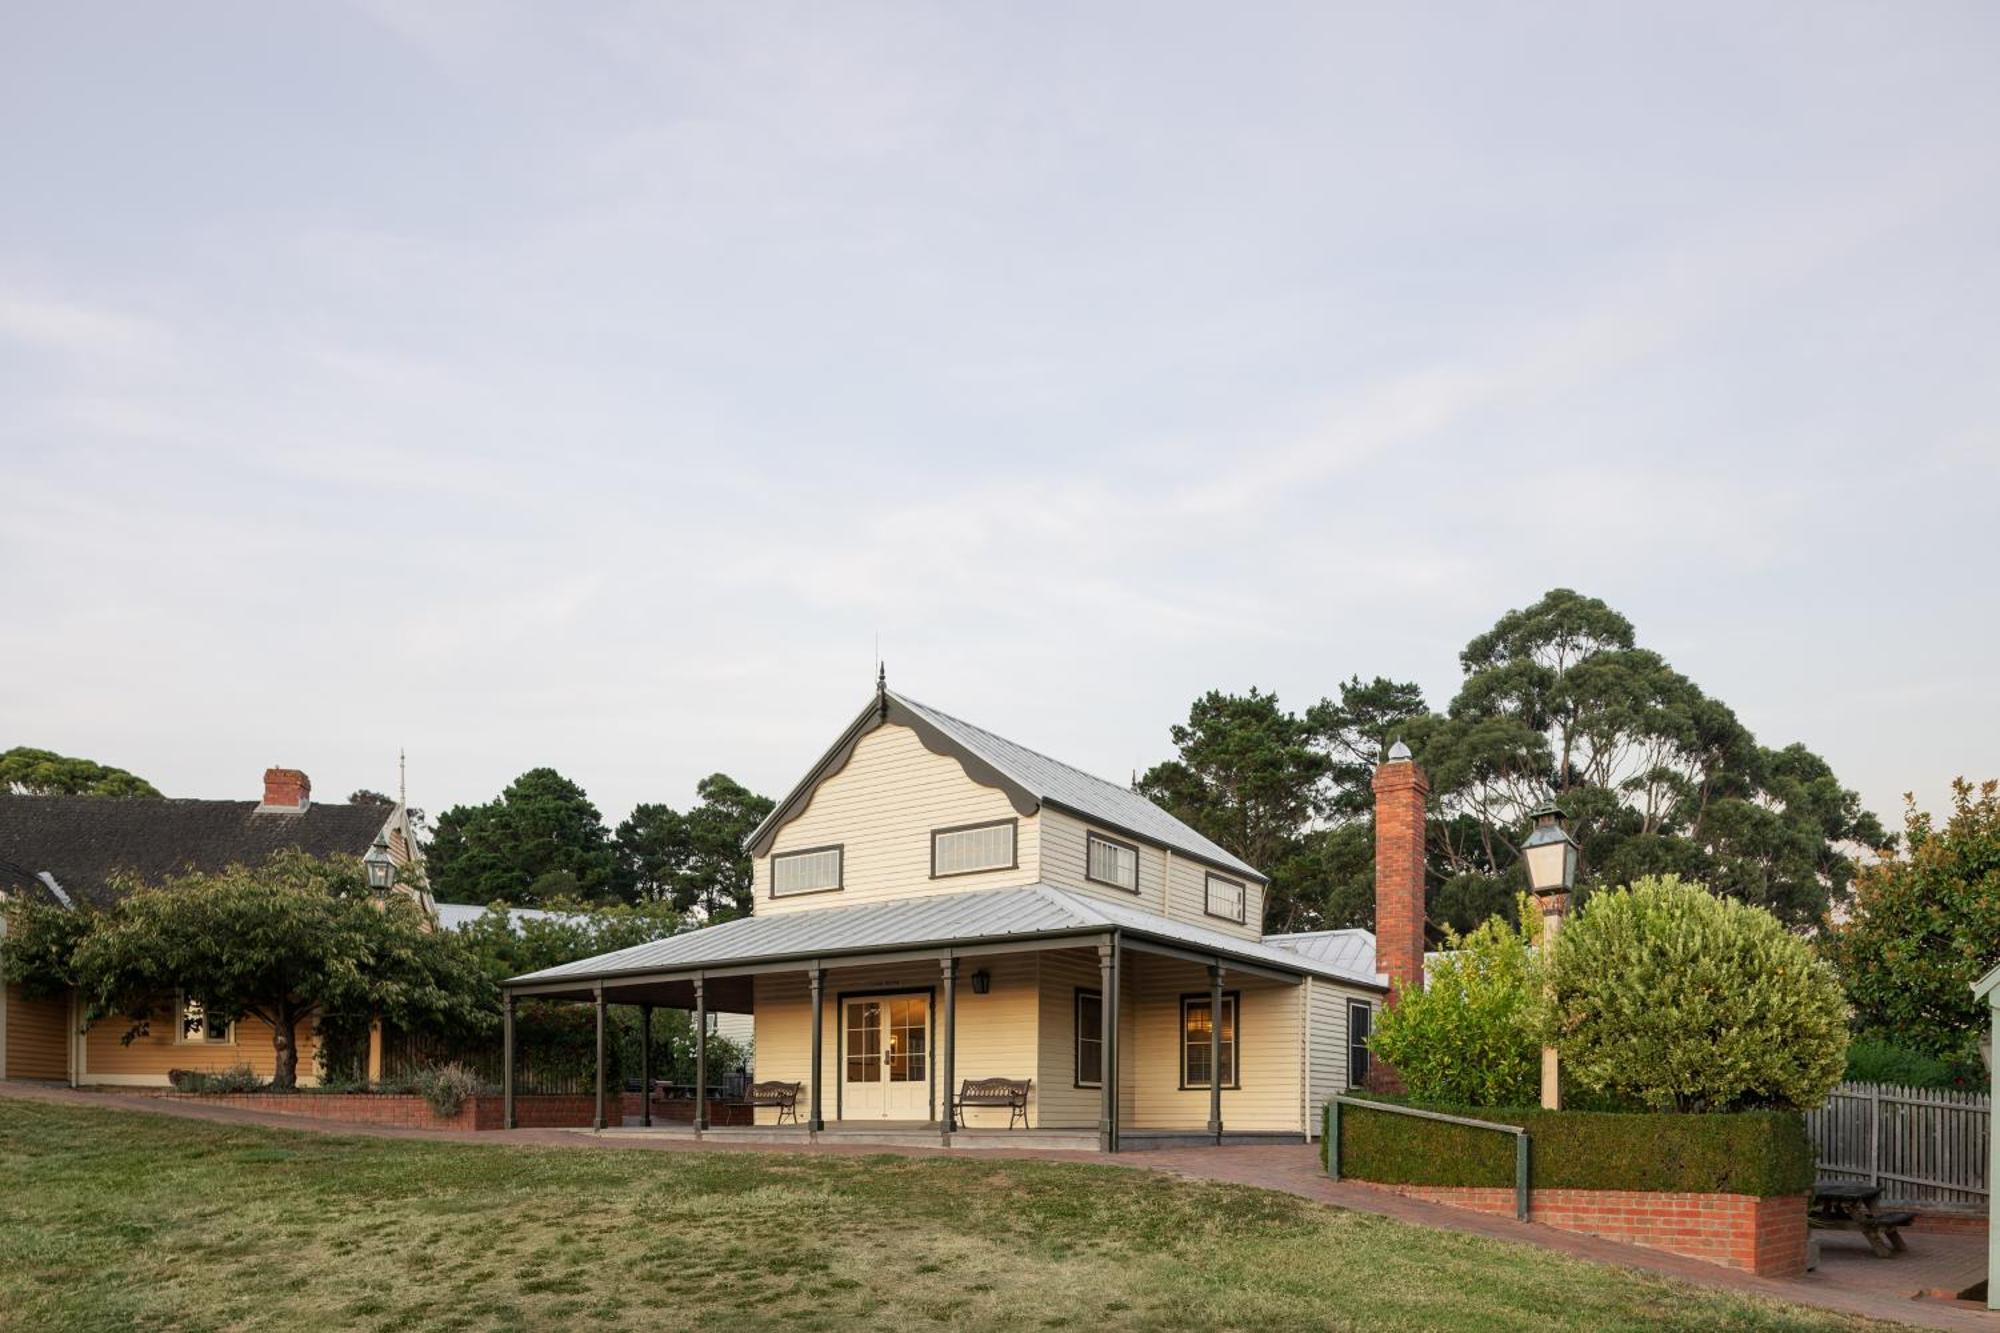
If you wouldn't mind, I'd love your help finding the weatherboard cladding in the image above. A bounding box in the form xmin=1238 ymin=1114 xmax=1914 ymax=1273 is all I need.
xmin=888 ymin=693 xmax=1262 ymax=880
xmin=743 ymin=689 xmax=1263 ymax=883
xmin=507 ymin=884 xmax=1382 ymax=989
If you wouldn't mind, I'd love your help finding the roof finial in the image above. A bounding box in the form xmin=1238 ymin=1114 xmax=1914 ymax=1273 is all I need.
xmin=398 ymin=747 xmax=407 ymax=808
xmin=876 ymin=660 xmax=889 ymax=719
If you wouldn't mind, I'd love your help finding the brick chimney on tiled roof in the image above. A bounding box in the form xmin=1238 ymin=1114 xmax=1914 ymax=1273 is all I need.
xmin=260 ymin=767 xmax=311 ymax=812
xmin=1372 ymin=741 xmax=1427 ymax=997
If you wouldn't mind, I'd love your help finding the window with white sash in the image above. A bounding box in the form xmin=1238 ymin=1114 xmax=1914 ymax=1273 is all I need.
xmin=771 ymin=845 xmax=843 ymax=897
xmin=1085 ymin=832 xmax=1139 ymax=893
xmin=1204 ymin=873 xmax=1246 ymax=924
xmin=931 ymin=820 xmax=1016 ymax=877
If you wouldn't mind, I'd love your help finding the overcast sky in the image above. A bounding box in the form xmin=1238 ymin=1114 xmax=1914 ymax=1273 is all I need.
xmin=3 ymin=2 xmax=1995 ymax=836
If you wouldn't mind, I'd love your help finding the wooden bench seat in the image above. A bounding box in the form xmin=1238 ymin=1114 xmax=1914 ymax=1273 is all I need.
xmin=954 ymin=1077 xmax=1031 ymax=1130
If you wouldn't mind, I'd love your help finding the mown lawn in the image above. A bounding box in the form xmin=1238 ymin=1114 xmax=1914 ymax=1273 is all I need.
xmin=0 ymin=1099 xmax=1896 ymax=1332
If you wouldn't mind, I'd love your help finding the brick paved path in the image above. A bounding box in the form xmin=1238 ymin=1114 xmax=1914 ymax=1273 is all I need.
xmin=3 ymin=1082 xmax=1989 ymax=1331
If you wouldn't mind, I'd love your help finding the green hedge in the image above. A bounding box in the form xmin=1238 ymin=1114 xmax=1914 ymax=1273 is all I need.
xmin=1328 ymin=1097 xmax=1815 ymax=1197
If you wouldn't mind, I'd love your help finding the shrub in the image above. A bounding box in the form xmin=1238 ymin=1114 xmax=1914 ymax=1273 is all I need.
xmin=1844 ymin=1038 xmax=1986 ymax=1090
xmin=1549 ymin=875 xmax=1848 ymax=1112
xmin=167 ymin=1064 xmax=267 ymax=1094
xmin=411 ymin=1062 xmax=492 ymax=1118
xmin=1332 ymin=1098 xmax=1815 ymax=1197
xmin=1370 ymin=913 xmax=1540 ymax=1106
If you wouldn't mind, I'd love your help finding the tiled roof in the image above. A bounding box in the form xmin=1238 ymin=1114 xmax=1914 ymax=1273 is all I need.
xmin=0 ymin=793 xmax=393 ymax=908
xmin=508 ymin=883 xmax=1383 ymax=990
xmin=889 ymin=692 xmax=1263 ymax=879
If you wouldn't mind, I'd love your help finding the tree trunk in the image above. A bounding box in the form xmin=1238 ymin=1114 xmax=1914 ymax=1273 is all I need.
xmin=271 ymin=1003 xmax=298 ymax=1091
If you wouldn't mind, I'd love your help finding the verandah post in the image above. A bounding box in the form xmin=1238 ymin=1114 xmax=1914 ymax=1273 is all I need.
xmin=693 ymin=975 xmax=708 ymax=1133
xmin=593 ymin=984 xmax=608 ymax=1131
xmin=941 ymin=957 xmax=958 ymax=1143
xmin=502 ymin=991 xmax=516 ymax=1130
xmin=639 ymin=1004 xmax=653 ymax=1128
xmin=1098 ymin=935 xmax=1120 ymax=1153
xmin=808 ymin=964 xmax=825 ymax=1132
xmin=1208 ymin=962 xmax=1225 ymax=1142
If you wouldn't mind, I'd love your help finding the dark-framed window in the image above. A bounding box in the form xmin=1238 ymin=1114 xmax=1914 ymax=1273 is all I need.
xmin=1204 ymin=873 xmax=1246 ymax=924
xmin=1075 ymin=989 xmax=1103 ymax=1087
xmin=1348 ymin=1000 xmax=1372 ymax=1088
xmin=1085 ymin=832 xmax=1140 ymax=893
xmin=930 ymin=818 xmax=1017 ymax=878
xmin=1179 ymin=991 xmax=1240 ymax=1089
xmin=771 ymin=844 xmax=843 ymax=897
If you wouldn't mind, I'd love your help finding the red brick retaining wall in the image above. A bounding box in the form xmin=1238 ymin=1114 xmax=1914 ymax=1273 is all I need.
xmin=1356 ymin=1181 xmax=1810 ymax=1276
xmin=150 ymin=1090 xmax=754 ymax=1132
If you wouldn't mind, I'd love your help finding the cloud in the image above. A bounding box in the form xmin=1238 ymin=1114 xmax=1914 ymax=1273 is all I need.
xmin=0 ymin=293 xmax=166 ymax=359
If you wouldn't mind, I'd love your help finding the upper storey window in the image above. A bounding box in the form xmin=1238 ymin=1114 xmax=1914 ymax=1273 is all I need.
xmin=771 ymin=845 xmax=843 ymax=897
xmin=931 ymin=819 xmax=1017 ymax=877
xmin=1205 ymin=873 xmax=1247 ymax=924
xmin=1085 ymin=832 xmax=1139 ymax=893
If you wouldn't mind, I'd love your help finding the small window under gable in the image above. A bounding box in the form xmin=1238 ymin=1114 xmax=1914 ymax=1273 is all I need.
xmin=932 ymin=820 xmax=1016 ymax=877
xmin=771 ymin=845 xmax=843 ymax=897
xmin=1205 ymin=873 xmax=1246 ymax=924
xmin=1085 ymin=832 xmax=1139 ymax=892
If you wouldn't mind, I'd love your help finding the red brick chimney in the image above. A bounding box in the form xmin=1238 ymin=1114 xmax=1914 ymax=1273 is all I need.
xmin=1372 ymin=741 xmax=1428 ymax=997
xmin=260 ymin=767 xmax=311 ymax=811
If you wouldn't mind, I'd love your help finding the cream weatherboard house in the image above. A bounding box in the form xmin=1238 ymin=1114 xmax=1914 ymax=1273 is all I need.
xmin=504 ymin=683 xmax=1431 ymax=1150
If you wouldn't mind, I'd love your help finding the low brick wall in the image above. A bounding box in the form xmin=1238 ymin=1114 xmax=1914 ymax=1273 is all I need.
xmin=1357 ymin=1181 xmax=1810 ymax=1276
xmin=1905 ymin=1210 xmax=1989 ymax=1236
xmin=148 ymin=1090 xmax=755 ymax=1133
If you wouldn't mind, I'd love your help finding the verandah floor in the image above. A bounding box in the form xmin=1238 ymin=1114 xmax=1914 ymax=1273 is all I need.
xmin=592 ymin=1118 xmax=1307 ymax=1153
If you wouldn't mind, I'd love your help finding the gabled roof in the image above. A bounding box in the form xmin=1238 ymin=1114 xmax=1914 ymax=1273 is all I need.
xmin=507 ymin=883 xmax=1381 ymax=990
xmin=1974 ymin=960 xmax=2000 ymax=1003
xmin=745 ymin=688 xmax=1264 ymax=882
xmin=0 ymin=793 xmax=395 ymax=909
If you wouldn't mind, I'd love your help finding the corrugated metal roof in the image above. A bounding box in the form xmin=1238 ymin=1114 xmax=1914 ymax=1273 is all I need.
xmin=1264 ymin=929 xmax=1381 ymax=981
xmin=433 ymin=903 xmax=587 ymax=932
xmin=508 ymin=884 xmax=1382 ymax=989
xmin=890 ymin=692 xmax=1262 ymax=880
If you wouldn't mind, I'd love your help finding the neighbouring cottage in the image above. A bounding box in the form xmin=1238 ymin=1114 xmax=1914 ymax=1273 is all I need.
xmin=502 ymin=680 xmax=1431 ymax=1149
xmin=0 ymin=768 xmax=420 ymax=1087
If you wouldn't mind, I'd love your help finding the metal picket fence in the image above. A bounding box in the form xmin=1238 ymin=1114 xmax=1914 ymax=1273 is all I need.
xmin=1806 ymin=1081 xmax=1989 ymax=1211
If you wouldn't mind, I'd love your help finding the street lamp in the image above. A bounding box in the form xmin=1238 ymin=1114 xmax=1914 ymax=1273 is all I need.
xmin=1522 ymin=805 xmax=1578 ymax=1110
xmin=364 ymin=834 xmax=396 ymax=892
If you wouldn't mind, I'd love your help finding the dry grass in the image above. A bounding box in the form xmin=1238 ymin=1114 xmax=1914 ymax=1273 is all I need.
xmin=0 ymin=1100 xmax=1900 ymax=1332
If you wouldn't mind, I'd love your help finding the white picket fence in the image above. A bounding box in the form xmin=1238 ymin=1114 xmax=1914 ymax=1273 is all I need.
xmin=1807 ymin=1081 xmax=1989 ymax=1211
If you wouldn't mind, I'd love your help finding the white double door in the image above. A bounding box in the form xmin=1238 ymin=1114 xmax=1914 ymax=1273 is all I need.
xmin=842 ymin=994 xmax=931 ymax=1120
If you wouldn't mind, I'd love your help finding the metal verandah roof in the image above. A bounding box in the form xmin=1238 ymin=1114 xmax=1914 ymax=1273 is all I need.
xmin=505 ymin=884 xmax=1386 ymax=991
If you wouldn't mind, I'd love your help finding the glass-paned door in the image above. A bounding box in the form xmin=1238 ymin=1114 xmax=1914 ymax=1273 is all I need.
xmin=842 ymin=995 xmax=929 ymax=1120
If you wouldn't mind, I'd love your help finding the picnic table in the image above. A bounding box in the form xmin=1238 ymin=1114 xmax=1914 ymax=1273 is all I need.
xmin=1810 ymin=1181 xmax=1915 ymax=1258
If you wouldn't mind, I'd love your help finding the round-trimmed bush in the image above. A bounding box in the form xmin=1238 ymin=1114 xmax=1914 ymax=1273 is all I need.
xmin=1549 ymin=875 xmax=1848 ymax=1112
